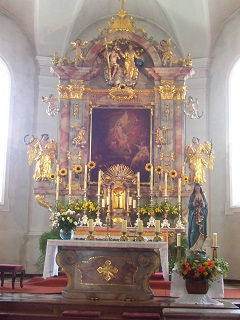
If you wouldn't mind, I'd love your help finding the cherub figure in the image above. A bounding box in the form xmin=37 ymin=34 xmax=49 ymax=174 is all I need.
xmin=71 ymin=125 xmax=86 ymax=148
xmin=184 ymin=96 xmax=203 ymax=119
xmin=70 ymin=39 xmax=88 ymax=67
xmin=42 ymin=94 xmax=59 ymax=117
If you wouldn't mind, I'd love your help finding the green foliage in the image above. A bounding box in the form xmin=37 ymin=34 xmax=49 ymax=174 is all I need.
xmin=214 ymin=257 xmax=229 ymax=278
xmin=169 ymin=236 xmax=188 ymax=272
xmin=35 ymin=229 xmax=60 ymax=273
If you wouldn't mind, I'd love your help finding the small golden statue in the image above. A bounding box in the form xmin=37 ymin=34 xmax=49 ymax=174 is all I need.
xmin=70 ymin=39 xmax=88 ymax=67
xmin=158 ymin=38 xmax=175 ymax=67
xmin=185 ymin=137 xmax=214 ymax=184
xmin=25 ymin=134 xmax=57 ymax=181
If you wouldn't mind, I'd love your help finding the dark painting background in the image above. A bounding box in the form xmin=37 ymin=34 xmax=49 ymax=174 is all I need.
xmin=90 ymin=107 xmax=151 ymax=183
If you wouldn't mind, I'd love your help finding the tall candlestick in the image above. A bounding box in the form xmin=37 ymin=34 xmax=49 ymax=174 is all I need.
xmin=84 ymin=165 xmax=87 ymax=189
xmin=150 ymin=165 xmax=153 ymax=192
xmin=164 ymin=172 xmax=168 ymax=196
xmin=178 ymin=178 xmax=181 ymax=203
xmin=213 ymin=233 xmax=218 ymax=247
xmin=155 ymin=220 xmax=160 ymax=233
xmin=138 ymin=220 xmax=143 ymax=233
xmin=68 ymin=169 xmax=72 ymax=195
xmin=137 ymin=172 xmax=140 ymax=197
xmin=122 ymin=220 xmax=127 ymax=233
xmin=88 ymin=219 xmax=94 ymax=232
xmin=97 ymin=170 xmax=101 ymax=195
xmin=177 ymin=233 xmax=181 ymax=246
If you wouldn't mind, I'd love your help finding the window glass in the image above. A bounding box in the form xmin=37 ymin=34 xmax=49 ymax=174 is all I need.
xmin=0 ymin=59 xmax=11 ymax=205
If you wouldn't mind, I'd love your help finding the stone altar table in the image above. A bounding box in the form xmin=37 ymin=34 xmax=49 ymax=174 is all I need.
xmin=43 ymin=240 xmax=168 ymax=301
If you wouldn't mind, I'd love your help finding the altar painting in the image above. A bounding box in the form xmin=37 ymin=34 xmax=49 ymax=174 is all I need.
xmin=90 ymin=107 xmax=152 ymax=183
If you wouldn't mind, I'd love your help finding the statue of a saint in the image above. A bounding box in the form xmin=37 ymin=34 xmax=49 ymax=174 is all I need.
xmin=70 ymin=39 xmax=88 ymax=67
xmin=121 ymin=43 xmax=139 ymax=80
xmin=158 ymin=38 xmax=175 ymax=67
xmin=188 ymin=183 xmax=208 ymax=251
xmin=185 ymin=137 xmax=214 ymax=184
xmin=26 ymin=134 xmax=57 ymax=181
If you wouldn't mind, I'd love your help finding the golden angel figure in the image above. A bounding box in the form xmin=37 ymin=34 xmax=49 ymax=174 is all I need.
xmin=185 ymin=137 xmax=214 ymax=184
xmin=71 ymin=125 xmax=86 ymax=147
xmin=26 ymin=134 xmax=57 ymax=181
xmin=158 ymin=38 xmax=175 ymax=67
xmin=70 ymin=39 xmax=88 ymax=67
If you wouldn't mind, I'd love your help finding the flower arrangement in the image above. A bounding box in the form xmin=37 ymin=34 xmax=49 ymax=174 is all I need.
xmin=51 ymin=209 xmax=80 ymax=232
xmin=55 ymin=199 xmax=98 ymax=219
xmin=176 ymin=257 xmax=228 ymax=284
xmin=138 ymin=200 xmax=179 ymax=222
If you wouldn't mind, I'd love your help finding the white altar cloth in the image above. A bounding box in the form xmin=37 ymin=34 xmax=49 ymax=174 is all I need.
xmin=43 ymin=239 xmax=169 ymax=280
xmin=174 ymin=293 xmax=224 ymax=305
xmin=170 ymin=267 xmax=224 ymax=298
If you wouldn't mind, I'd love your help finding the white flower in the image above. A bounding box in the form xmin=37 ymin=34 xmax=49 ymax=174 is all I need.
xmin=61 ymin=217 xmax=65 ymax=221
xmin=74 ymin=221 xmax=78 ymax=225
xmin=56 ymin=212 xmax=61 ymax=217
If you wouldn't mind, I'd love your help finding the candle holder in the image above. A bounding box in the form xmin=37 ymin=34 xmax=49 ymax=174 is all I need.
xmin=176 ymin=246 xmax=182 ymax=261
xmin=147 ymin=215 xmax=155 ymax=228
xmin=80 ymin=209 xmax=89 ymax=226
xmin=152 ymin=231 xmax=162 ymax=242
xmin=161 ymin=196 xmax=170 ymax=228
xmin=94 ymin=194 xmax=102 ymax=227
xmin=136 ymin=232 xmax=147 ymax=242
xmin=104 ymin=213 xmax=112 ymax=241
xmin=175 ymin=202 xmax=184 ymax=229
xmin=119 ymin=231 xmax=129 ymax=241
xmin=86 ymin=231 xmax=95 ymax=241
xmin=211 ymin=246 xmax=219 ymax=259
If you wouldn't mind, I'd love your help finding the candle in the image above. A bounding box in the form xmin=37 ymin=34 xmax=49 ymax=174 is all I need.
xmin=164 ymin=172 xmax=168 ymax=196
xmin=122 ymin=220 xmax=127 ymax=233
xmin=102 ymin=199 xmax=105 ymax=208
xmin=133 ymin=199 xmax=137 ymax=209
xmin=138 ymin=220 xmax=143 ymax=233
xmin=213 ymin=233 xmax=218 ymax=247
xmin=84 ymin=165 xmax=87 ymax=190
xmin=155 ymin=220 xmax=160 ymax=233
xmin=68 ymin=169 xmax=72 ymax=195
xmin=88 ymin=219 xmax=94 ymax=232
xmin=137 ymin=172 xmax=140 ymax=196
xmin=177 ymin=233 xmax=181 ymax=246
xmin=97 ymin=170 xmax=101 ymax=195
xmin=150 ymin=165 xmax=153 ymax=191
xmin=178 ymin=178 xmax=181 ymax=203
xmin=129 ymin=196 xmax=133 ymax=206
xmin=56 ymin=175 xmax=59 ymax=201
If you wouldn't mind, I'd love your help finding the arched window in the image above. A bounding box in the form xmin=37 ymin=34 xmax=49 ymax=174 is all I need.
xmin=229 ymin=58 xmax=240 ymax=208
xmin=0 ymin=58 xmax=11 ymax=206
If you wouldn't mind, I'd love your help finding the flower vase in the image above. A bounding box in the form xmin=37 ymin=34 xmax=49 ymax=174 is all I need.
xmin=60 ymin=229 xmax=74 ymax=240
xmin=185 ymin=279 xmax=209 ymax=294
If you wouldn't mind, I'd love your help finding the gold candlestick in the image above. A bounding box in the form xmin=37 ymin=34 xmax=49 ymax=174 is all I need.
xmin=136 ymin=232 xmax=147 ymax=242
xmin=212 ymin=246 xmax=219 ymax=259
xmin=119 ymin=231 xmax=129 ymax=241
xmin=104 ymin=213 xmax=112 ymax=241
xmin=86 ymin=231 xmax=95 ymax=241
xmin=153 ymin=231 xmax=162 ymax=242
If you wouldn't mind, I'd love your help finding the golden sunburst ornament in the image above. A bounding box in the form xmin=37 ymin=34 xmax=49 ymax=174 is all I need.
xmin=155 ymin=166 xmax=163 ymax=175
xmin=73 ymin=164 xmax=83 ymax=174
xmin=169 ymin=169 xmax=178 ymax=179
xmin=59 ymin=167 xmax=68 ymax=176
xmin=145 ymin=163 xmax=152 ymax=172
xmin=88 ymin=161 xmax=96 ymax=170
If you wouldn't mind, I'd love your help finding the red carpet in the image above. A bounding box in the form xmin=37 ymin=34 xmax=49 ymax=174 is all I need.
xmin=0 ymin=275 xmax=240 ymax=299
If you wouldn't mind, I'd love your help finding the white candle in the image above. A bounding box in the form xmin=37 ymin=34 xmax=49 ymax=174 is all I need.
xmin=97 ymin=170 xmax=101 ymax=195
xmin=138 ymin=220 xmax=143 ymax=233
xmin=213 ymin=233 xmax=218 ymax=247
xmin=155 ymin=220 xmax=160 ymax=233
xmin=88 ymin=219 xmax=94 ymax=232
xmin=133 ymin=199 xmax=137 ymax=209
xmin=137 ymin=172 xmax=140 ymax=196
xmin=164 ymin=172 xmax=168 ymax=196
xmin=177 ymin=233 xmax=181 ymax=246
xmin=56 ymin=175 xmax=59 ymax=201
xmin=178 ymin=178 xmax=181 ymax=203
xmin=129 ymin=196 xmax=133 ymax=206
xmin=150 ymin=165 xmax=153 ymax=191
xmin=122 ymin=220 xmax=127 ymax=233
xmin=68 ymin=169 xmax=72 ymax=195
xmin=84 ymin=165 xmax=87 ymax=190
xmin=102 ymin=199 xmax=105 ymax=208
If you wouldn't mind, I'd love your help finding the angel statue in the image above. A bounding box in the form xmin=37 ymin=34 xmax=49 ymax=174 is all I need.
xmin=185 ymin=137 xmax=214 ymax=184
xmin=158 ymin=38 xmax=175 ymax=67
xmin=25 ymin=134 xmax=57 ymax=181
xmin=42 ymin=94 xmax=59 ymax=117
xmin=70 ymin=39 xmax=88 ymax=67
xmin=71 ymin=125 xmax=86 ymax=148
